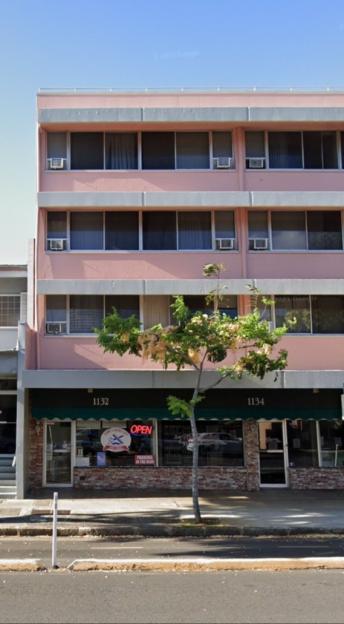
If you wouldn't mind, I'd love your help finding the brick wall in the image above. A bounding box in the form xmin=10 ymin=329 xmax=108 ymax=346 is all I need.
xmin=28 ymin=417 xmax=44 ymax=488
xmin=289 ymin=468 xmax=344 ymax=489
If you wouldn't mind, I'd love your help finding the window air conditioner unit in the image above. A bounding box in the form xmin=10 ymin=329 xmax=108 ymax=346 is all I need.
xmin=213 ymin=156 xmax=232 ymax=169
xmin=248 ymin=157 xmax=265 ymax=169
xmin=46 ymin=322 xmax=67 ymax=335
xmin=47 ymin=238 xmax=66 ymax=251
xmin=216 ymin=238 xmax=235 ymax=250
xmin=47 ymin=157 xmax=66 ymax=170
xmin=251 ymin=238 xmax=269 ymax=250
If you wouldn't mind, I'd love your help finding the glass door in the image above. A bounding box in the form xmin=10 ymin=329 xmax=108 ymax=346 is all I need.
xmin=45 ymin=422 xmax=72 ymax=486
xmin=259 ymin=421 xmax=288 ymax=487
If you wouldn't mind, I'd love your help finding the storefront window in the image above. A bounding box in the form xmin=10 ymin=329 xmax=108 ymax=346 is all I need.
xmin=287 ymin=420 xmax=318 ymax=467
xmin=75 ymin=421 xmax=155 ymax=467
xmin=319 ymin=421 xmax=344 ymax=468
xmin=159 ymin=421 xmax=244 ymax=467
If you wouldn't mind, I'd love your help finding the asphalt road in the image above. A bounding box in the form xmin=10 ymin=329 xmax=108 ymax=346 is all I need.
xmin=1 ymin=535 xmax=344 ymax=567
xmin=1 ymin=570 xmax=344 ymax=623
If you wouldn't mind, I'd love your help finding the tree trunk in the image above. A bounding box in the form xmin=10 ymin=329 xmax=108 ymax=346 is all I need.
xmin=189 ymin=406 xmax=201 ymax=523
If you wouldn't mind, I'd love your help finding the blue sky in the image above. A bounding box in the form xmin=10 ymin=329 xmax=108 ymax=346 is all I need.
xmin=1 ymin=0 xmax=344 ymax=263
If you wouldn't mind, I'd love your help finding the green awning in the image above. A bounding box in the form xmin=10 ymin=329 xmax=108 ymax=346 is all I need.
xmin=32 ymin=406 xmax=341 ymax=422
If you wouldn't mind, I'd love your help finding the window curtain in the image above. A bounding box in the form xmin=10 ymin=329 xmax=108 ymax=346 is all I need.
xmin=70 ymin=212 xmax=103 ymax=250
xmin=215 ymin=211 xmax=235 ymax=238
xmin=105 ymin=296 xmax=139 ymax=319
xmin=307 ymin=211 xmax=342 ymax=250
xmin=105 ymin=134 xmax=137 ymax=169
xmin=269 ymin=132 xmax=302 ymax=168
xmin=178 ymin=212 xmax=211 ymax=249
xmin=271 ymin=212 xmax=306 ymax=250
xmin=47 ymin=212 xmax=67 ymax=239
xmin=143 ymin=212 xmax=177 ymax=250
xmin=312 ymin=296 xmax=344 ymax=334
xmin=71 ymin=133 xmax=103 ymax=169
xmin=176 ymin=133 xmax=209 ymax=169
xmin=275 ymin=296 xmax=311 ymax=333
xmin=46 ymin=296 xmax=67 ymax=323
xmin=70 ymin=296 xmax=103 ymax=334
xmin=105 ymin=212 xmax=139 ymax=250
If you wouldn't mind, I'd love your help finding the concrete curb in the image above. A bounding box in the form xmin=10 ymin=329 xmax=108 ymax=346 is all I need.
xmin=0 ymin=559 xmax=46 ymax=572
xmin=68 ymin=556 xmax=344 ymax=572
xmin=1 ymin=524 xmax=344 ymax=538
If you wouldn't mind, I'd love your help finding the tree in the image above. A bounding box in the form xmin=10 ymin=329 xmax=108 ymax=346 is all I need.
xmin=96 ymin=264 xmax=288 ymax=523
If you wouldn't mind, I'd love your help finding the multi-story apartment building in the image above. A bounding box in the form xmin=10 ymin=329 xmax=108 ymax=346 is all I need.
xmin=0 ymin=265 xmax=27 ymax=498
xmin=19 ymin=89 xmax=344 ymax=496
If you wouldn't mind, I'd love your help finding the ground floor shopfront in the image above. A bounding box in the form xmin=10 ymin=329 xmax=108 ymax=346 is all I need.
xmin=28 ymin=388 xmax=344 ymax=492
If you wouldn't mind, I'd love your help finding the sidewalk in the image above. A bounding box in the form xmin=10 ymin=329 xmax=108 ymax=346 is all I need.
xmin=0 ymin=489 xmax=343 ymax=536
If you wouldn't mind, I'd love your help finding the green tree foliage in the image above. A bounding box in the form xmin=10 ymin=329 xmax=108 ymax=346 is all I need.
xmin=97 ymin=265 xmax=288 ymax=522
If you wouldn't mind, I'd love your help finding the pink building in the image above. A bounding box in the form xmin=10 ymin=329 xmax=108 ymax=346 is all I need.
xmin=19 ymin=89 xmax=344 ymax=495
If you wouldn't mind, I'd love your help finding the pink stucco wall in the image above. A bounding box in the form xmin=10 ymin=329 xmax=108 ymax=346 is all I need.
xmin=37 ymin=91 xmax=344 ymax=110
xmin=32 ymin=333 xmax=344 ymax=371
xmin=38 ymin=252 xmax=241 ymax=280
xmin=247 ymin=252 xmax=344 ymax=279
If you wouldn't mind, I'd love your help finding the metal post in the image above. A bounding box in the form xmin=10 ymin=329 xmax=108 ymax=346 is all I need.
xmin=51 ymin=491 xmax=58 ymax=569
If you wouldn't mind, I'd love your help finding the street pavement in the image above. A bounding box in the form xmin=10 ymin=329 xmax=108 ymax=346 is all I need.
xmin=2 ymin=535 xmax=344 ymax=568
xmin=1 ymin=570 xmax=344 ymax=623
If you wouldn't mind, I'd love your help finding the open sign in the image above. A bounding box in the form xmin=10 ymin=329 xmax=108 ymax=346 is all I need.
xmin=130 ymin=424 xmax=153 ymax=436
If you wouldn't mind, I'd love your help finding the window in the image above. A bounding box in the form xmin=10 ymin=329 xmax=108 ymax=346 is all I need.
xmin=142 ymin=212 xmax=177 ymax=250
xmin=248 ymin=211 xmax=269 ymax=249
xmin=245 ymin=131 xmax=266 ymax=167
xmin=183 ymin=296 xmax=212 ymax=314
xmin=70 ymin=296 xmax=103 ymax=333
xmin=105 ymin=212 xmax=139 ymax=250
xmin=47 ymin=132 xmax=67 ymax=162
xmin=105 ymin=296 xmax=139 ymax=319
xmin=71 ymin=133 xmax=103 ymax=169
xmin=76 ymin=421 xmax=155 ymax=467
xmin=46 ymin=295 xmax=67 ymax=323
xmin=271 ymin=212 xmax=306 ymax=249
xmin=287 ymin=420 xmax=318 ymax=467
xmin=268 ymin=132 xmax=302 ymax=168
xmin=47 ymin=212 xmax=67 ymax=249
xmin=159 ymin=421 xmax=244 ymax=467
xmin=307 ymin=211 xmax=342 ymax=250
xmin=176 ymin=133 xmax=209 ymax=169
xmin=303 ymin=132 xmax=338 ymax=169
xmin=215 ymin=211 xmax=235 ymax=241
xmin=319 ymin=421 xmax=344 ymax=467
xmin=70 ymin=212 xmax=103 ymax=250
xmin=311 ymin=296 xmax=344 ymax=334
xmin=142 ymin=133 xmax=175 ymax=169
xmin=275 ymin=296 xmax=311 ymax=333
xmin=212 ymin=132 xmax=232 ymax=160
xmin=219 ymin=296 xmax=238 ymax=318
xmin=105 ymin=133 xmax=137 ymax=169
xmin=178 ymin=211 xmax=212 ymax=250
xmin=0 ymin=296 xmax=20 ymax=327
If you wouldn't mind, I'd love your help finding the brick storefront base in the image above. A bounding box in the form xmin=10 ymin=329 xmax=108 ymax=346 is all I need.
xmin=74 ymin=466 xmax=248 ymax=490
xmin=289 ymin=468 xmax=344 ymax=489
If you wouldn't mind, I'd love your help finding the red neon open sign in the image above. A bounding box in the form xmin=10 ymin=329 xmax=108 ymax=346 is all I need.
xmin=130 ymin=424 xmax=153 ymax=436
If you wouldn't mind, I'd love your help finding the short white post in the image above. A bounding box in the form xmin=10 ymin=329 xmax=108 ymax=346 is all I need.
xmin=51 ymin=491 xmax=58 ymax=569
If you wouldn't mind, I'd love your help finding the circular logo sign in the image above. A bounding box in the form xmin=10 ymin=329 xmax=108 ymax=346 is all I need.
xmin=101 ymin=427 xmax=131 ymax=453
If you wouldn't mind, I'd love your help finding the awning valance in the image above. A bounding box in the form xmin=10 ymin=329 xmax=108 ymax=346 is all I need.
xmin=32 ymin=406 xmax=341 ymax=422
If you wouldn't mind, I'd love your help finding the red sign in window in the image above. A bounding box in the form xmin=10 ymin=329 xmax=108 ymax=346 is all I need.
xmin=130 ymin=424 xmax=153 ymax=436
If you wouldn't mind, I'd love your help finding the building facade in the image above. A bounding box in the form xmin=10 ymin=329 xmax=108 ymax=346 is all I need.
xmin=20 ymin=90 xmax=344 ymax=495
